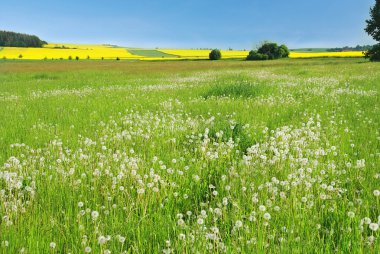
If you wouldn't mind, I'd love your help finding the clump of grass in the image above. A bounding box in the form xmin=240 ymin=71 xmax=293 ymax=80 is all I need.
xmin=32 ymin=73 xmax=59 ymax=80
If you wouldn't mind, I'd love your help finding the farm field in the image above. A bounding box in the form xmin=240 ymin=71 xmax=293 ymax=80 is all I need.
xmin=0 ymin=44 xmax=365 ymax=60
xmin=0 ymin=58 xmax=379 ymax=253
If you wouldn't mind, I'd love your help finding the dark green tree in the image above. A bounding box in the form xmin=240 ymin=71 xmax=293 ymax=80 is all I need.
xmin=247 ymin=42 xmax=289 ymax=61
xmin=246 ymin=50 xmax=268 ymax=60
xmin=365 ymin=0 xmax=380 ymax=61
xmin=209 ymin=49 xmax=222 ymax=60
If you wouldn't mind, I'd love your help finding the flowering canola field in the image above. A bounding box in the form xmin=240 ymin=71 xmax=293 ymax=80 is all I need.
xmin=0 ymin=44 xmax=143 ymax=60
xmin=289 ymin=51 xmax=364 ymax=58
xmin=160 ymin=49 xmax=364 ymax=59
xmin=0 ymin=44 xmax=365 ymax=60
xmin=0 ymin=59 xmax=379 ymax=253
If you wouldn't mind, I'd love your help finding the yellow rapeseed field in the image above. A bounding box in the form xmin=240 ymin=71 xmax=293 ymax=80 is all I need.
xmin=159 ymin=49 xmax=364 ymax=59
xmin=0 ymin=44 xmax=365 ymax=60
xmin=289 ymin=51 xmax=364 ymax=58
xmin=0 ymin=44 xmax=143 ymax=60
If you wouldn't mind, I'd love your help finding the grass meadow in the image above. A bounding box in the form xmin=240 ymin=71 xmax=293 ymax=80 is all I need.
xmin=0 ymin=58 xmax=379 ymax=253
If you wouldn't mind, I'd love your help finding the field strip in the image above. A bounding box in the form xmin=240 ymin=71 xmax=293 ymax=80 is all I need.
xmin=128 ymin=49 xmax=179 ymax=58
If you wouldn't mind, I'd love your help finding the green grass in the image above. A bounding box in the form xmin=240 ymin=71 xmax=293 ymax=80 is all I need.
xmin=0 ymin=58 xmax=379 ymax=253
xmin=127 ymin=49 xmax=179 ymax=58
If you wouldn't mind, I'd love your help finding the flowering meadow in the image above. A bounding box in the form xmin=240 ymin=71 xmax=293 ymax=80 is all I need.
xmin=0 ymin=58 xmax=379 ymax=253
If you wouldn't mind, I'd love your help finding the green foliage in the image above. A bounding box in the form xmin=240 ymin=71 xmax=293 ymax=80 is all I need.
xmin=247 ymin=42 xmax=289 ymax=61
xmin=278 ymin=44 xmax=290 ymax=57
xmin=257 ymin=42 xmax=289 ymax=59
xmin=365 ymin=0 xmax=380 ymax=42
xmin=246 ymin=50 xmax=269 ymax=60
xmin=365 ymin=1 xmax=380 ymax=61
xmin=364 ymin=43 xmax=380 ymax=61
xmin=209 ymin=49 xmax=222 ymax=60
xmin=0 ymin=30 xmax=47 ymax=47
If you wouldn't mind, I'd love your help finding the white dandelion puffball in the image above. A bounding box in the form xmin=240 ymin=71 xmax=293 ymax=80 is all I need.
xmin=235 ymin=220 xmax=243 ymax=228
xmin=91 ymin=211 xmax=99 ymax=220
xmin=369 ymin=223 xmax=379 ymax=231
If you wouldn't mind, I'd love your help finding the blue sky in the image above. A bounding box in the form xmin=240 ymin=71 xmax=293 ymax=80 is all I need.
xmin=0 ymin=0 xmax=376 ymax=49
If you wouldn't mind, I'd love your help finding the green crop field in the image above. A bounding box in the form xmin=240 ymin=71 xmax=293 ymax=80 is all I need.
xmin=127 ymin=49 xmax=179 ymax=58
xmin=0 ymin=58 xmax=379 ymax=253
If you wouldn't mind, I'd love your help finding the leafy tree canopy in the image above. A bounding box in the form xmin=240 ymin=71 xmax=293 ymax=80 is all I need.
xmin=247 ymin=42 xmax=289 ymax=61
xmin=365 ymin=0 xmax=380 ymax=61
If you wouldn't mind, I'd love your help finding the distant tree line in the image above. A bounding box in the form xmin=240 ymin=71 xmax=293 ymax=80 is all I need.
xmin=0 ymin=30 xmax=47 ymax=47
xmin=327 ymin=45 xmax=374 ymax=52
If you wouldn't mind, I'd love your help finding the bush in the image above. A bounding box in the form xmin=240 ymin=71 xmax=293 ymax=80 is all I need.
xmin=246 ymin=50 xmax=269 ymax=60
xmin=246 ymin=42 xmax=289 ymax=61
xmin=364 ymin=43 xmax=380 ymax=61
xmin=209 ymin=49 xmax=222 ymax=60
xmin=278 ymin=44 xmax=290 ymax=58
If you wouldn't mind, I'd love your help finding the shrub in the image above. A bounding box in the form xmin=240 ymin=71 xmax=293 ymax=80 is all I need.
xmin=278 ymin=44 xmax=290 ymax=58
xmin=18 ymin=54 xmax=23 ymax=59
xmin=246 ymin=50 xmax=269 ymax=60
xmin=209 ymin=49 xmax=222 ymax=60
xmin=68 ymin=56 xmax=72 ymax=60
xmin=247 ymin=42 xmax=289 ymax=61
xmin=76 ymin=56 xmax=79 ymax=61
xmin=364 ymin=43 xmax=380 ymax=61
